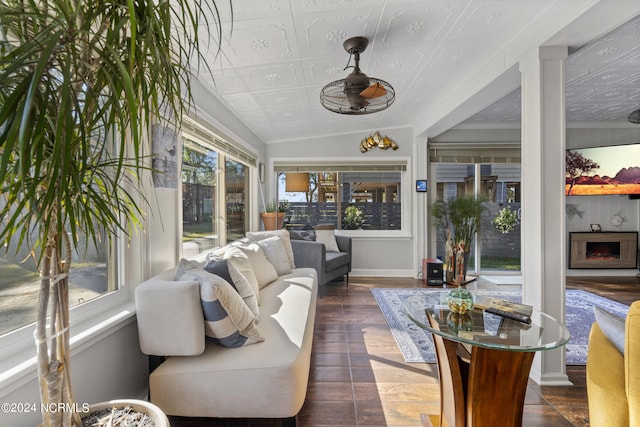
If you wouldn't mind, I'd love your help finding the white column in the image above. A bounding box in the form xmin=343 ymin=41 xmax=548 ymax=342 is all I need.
xmin=520 ymin=46 xmax=571 ymax=385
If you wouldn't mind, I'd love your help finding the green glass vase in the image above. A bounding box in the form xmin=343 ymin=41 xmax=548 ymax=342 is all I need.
xmin=447 ymin=286 xmax=474 ymax=314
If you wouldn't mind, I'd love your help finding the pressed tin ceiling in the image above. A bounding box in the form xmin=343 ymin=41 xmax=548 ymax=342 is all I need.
xmin=194 ymin=1 xmax=640 ymax=143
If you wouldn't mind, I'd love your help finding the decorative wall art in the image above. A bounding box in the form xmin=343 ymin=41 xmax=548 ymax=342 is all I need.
xmin=360 ymin=131 xmax=398 ymax=153
xmin=152 ymin=124 xmax=179 ymax=189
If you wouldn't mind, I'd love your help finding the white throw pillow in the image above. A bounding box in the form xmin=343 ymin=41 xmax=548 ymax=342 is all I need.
xmin=223 ymin=245 xmax=261 ymax=300
xmin=246 ymin=230 xmax=295 ymax=270
xmin=255 ymin=236 xmax=292 ymax=276
xmin=179 ymin=271 xmax=264 ymax=347
xmin=230 ymin=243 xmax=279 ymax=289
xmin=175 ymin=258 xmax=205 ymax=280
xmin=314 ymin=229 xmax=340 ymax=252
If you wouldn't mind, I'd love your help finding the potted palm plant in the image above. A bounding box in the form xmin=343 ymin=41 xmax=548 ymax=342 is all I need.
xmin=431 ymin=195 xmax=487 ymax=283
xmin=0 ymin=0 xmax=228 ymax=426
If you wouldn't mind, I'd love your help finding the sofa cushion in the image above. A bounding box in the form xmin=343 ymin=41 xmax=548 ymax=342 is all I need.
xmin=594 ymin=305 xmax=625 ymax=354
xmin=175 ymin=258 xmax=205 ymax=279
xmin=255 ymin=235 xmax=292 ymax=276
xmin=222 ymin=245 xmax=261 ymax=301
xmin=326 ymin=251 xmax=350 ymax=272
xmin=315 ymin=229 xmax=340 ymax=252
xmin=180 ymin=270 xmax=264 ymax=347
xmin=229 ymin=243 xmax=278 ymax=289
xmin=246 ymin=229 xmax=295 ymax=270
xmin=204 ymin=258 xmax=259 ymax=318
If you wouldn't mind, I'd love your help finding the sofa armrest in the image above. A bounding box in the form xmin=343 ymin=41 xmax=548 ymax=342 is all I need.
xmin=291 ymin=239 xmax=326 ymax=286
xmin=135 ymin=279 xmax=205 ymax=356
xmin=587 ymin=322 xmax=627 ymax=427
xmin=627 ymin=301 xmax=640 ymax=425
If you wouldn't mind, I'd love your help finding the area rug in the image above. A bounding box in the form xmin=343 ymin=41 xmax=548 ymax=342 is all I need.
xmin=371 ymin=288 xmax=629 ymax=365
xmin=482 ymin=275 xmax=523 ymax=285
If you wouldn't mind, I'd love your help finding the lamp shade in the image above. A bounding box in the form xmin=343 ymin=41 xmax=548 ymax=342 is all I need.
xmin=286 ymin=173 xmax=309 ymax=192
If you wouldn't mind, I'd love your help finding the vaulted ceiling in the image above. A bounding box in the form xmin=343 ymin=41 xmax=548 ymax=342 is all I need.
xmin=196 ymin=1 xmax=640 ymax=144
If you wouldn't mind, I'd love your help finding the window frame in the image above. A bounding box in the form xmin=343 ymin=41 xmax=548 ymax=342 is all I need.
xmin=271 ymin=157 xmax=411 ymax=238
xmin=180 ymin=119 xmax=257 ymax=251
xmin=0 ymin=227 xmax=133 ymax=393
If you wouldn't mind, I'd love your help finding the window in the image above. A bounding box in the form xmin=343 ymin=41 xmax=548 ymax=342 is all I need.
xmin=274 ymin=160 xmax=407 ymax=231
xmin=225 ymin=158 xmax=249 ymax=242
xmin=181 ymin=118 xmax=255 ymax=256
xmin=430 ymin=142 xmax=521 ymax=273
xmin=0 ymin=228 xmax=114 ymax=336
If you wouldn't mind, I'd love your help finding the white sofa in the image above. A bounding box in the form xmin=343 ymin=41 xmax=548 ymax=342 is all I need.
xmin=134 ymin=236 xmax=318 ymax=427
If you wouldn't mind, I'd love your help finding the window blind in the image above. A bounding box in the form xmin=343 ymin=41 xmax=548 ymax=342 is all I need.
xmin=181 ymin=116 xmax=257 ymax=167
xmin=273 ymin=160 xmax=407 ymax=172
xmin=429 ymin=142 xmax=520 ymax=164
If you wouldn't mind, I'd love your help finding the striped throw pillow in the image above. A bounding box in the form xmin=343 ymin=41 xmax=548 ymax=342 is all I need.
xmin=180 ymin=271 xmax=264 ymax=347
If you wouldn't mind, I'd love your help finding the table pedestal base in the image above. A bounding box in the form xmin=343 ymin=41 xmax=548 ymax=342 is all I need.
xmin=428 ymin=315 xmax=535 ymax=427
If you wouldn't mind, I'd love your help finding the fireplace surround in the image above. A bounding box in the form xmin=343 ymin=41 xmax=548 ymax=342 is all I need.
xmin=569 ymin=232 xmax=638 ymax=269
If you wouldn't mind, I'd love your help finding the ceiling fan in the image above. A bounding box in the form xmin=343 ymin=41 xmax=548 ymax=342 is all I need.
xmin=320 ymin=36 xmax=395 ymax=115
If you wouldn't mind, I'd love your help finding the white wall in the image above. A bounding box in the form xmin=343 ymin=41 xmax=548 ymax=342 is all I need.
xmin=267 ymin=126 xmax=419 ymax=277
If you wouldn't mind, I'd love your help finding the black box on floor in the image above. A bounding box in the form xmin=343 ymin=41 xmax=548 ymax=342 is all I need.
xmin=422 ymin=258 xmax=443 ymax=286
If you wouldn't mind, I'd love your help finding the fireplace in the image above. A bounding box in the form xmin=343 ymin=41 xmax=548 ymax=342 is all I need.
xmin=569 ymin=232 xmax=638 ymax=269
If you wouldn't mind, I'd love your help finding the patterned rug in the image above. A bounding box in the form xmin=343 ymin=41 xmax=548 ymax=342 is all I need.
xmin=371 ymin=288 xmax=629 ymax=365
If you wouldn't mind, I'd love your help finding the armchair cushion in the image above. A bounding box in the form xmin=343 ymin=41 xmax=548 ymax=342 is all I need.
xmin=315 ymin=229 xmax=340 ymax=252
xmin=290 ymin=229 xmax=315 ymax=241
xmin=587 ymin=300 xmax=640 ymax=427
xmin=593 ymin=305 xmax=625 ymax=354
xmin=326 ymin=251 xmax=350 ymax=272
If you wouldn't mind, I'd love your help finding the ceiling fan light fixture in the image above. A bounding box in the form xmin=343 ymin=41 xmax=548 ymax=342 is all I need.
xmin=628 ymin=108 xmax=640 ymax=124
xmin=320 ymin=37 xmax=395 ymax=115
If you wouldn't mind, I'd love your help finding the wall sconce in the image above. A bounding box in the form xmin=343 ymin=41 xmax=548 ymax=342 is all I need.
xmin=286 ymin=172 xmax=310 ymax=192
xmin=360 ymin=131 xmax=398 ymax=153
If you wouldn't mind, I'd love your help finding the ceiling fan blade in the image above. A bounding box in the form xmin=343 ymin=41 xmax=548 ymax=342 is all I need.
xmin=360 ymin=83 xmax=387 ymax=99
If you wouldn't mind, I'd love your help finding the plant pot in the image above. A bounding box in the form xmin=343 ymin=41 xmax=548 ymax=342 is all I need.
xmin=445 ymin=251 xmax=470 ymax=284
xmin=84 ymin=399 xmax=170 ymax=427
xmin=260 ymin=212 xmax=285 ymax=230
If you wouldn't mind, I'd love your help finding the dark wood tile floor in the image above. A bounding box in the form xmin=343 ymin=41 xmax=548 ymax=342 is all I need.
xmin=169 ymin=275 xmax=640 ymax=427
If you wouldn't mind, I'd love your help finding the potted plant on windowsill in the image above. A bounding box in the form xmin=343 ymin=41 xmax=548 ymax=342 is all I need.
xmin=0 ymin=0 xmax=228 ymax=426
xmin=261 ymin=200 xmax=290 ymax=230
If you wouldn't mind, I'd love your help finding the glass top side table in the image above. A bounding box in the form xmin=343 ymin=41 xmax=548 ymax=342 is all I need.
xmin=402 ymin=291 xmax=570 ymax=427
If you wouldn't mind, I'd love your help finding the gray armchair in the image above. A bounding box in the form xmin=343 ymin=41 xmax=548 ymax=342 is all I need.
xmin=290 ymin=235 xmax=351 ymax=287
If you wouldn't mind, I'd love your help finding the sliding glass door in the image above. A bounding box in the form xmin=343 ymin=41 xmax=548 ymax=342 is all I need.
xmin=433 ymin=163 xmax=521 ymax=273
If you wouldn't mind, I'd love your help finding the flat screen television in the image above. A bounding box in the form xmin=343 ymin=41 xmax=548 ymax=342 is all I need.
xmin=566 ymin=143 xmax=640 ymax=196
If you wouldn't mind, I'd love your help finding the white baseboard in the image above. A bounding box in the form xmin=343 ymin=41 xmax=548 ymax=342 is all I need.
xmin=351 ymin=269 xmax=417 ymax=278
